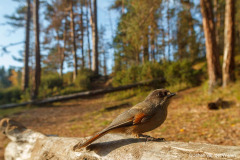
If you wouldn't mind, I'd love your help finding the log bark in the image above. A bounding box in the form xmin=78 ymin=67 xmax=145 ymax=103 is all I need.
xmin=200 ymin=0 xmax=221 ymax=93
xmin=222 ymin=0 xmax=235 ymax=87
xmin=1 ymin=118 xmax=240 ymax=160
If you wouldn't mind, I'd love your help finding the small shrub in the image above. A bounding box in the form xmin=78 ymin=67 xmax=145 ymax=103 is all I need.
xmin=0 ymin=87 xmax=21 ymax=105
xmin=39 ymin=74 xmax=63 ymax=98
xmin=112 ymin=62 xmax=164 ymax=87
xmin=41 ymin=74 xmax=63 ymax=89
xmin=139 ymin=62 xmax=164 ymax=81
xmin=163 ymin=60 xmax=200 ymax=87
xmin=75 ymin=69 xmax=94 ymax=90
xmin=63 ymin=72 xmax=73 ymax=85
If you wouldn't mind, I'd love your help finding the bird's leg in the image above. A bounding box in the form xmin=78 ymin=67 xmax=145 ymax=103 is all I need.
xmin=138 ymin=134 xmax=165 ymax=142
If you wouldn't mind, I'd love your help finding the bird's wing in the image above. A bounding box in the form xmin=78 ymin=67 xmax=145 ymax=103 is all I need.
xmin=104 ymin=103 xmax=154 ymax=131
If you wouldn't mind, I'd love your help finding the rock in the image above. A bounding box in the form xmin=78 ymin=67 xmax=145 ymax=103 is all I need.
xmin=1 ymin=118 xmax=240 ymax=160
xmin=207 ymin=98 xmax=231 ymax=110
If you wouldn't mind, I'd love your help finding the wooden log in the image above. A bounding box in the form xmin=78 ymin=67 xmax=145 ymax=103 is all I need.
xmin=1 ymin=118 xmax=240 ymax=160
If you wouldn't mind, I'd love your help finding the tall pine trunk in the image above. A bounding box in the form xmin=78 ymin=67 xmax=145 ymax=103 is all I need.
xmin=90 ymin=0 xmax=98 ymax=75
xmin=85 ymin=0 xmax=92 ymax=69
xmin=222 ymin=0 xmax=235 ymax=87
xmin=33 ymin=0 xmax=41 ymax=99
xmin=22 ymin=0 xmax=31 ymax=91
xmin=80 ymin=1 xmax=85 ymax=69
xmin=60 ymin=19 xmax=67 ymax=77
xmin=142 ymin=33 xmax=149 ymax=63
xmin=70 ymin=1 xmax=78 ymax=81
xmin=200 ymin=0 xmax=221 ymax=92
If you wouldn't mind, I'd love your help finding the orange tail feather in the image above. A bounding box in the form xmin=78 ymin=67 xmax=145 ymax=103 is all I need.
xmin=73 ymin=129 xmax=110 ymax=150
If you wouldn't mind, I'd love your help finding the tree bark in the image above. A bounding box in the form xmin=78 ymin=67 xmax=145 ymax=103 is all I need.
xmin=167 ymin=0 xmax=171 ymax=61
xmin=200 ymin=0 xmax=221 ymax=92
xmin=89 ymin=0 xmax=98 ymax=75
xmin=142 ymin=33 xmax=149 ymax=63
xmin=22 ymin=0 xmax=31 ymax=91
xmin=213 ymin=0 xmax=219 ymax=47
xmin=80 ymin=0 xmax=85 ymax=69
xmin=85 ymin=0 xmax=92 ymax=69
xmin=32 ymin=0 xmax=41 ymax=99
xmin=60 ymin=19 xmax=67 ymax=77
xmin=70 ymin=1 xmax=78 ymax=81
xmin=103 ymin=50 xmax=107 ymax=76
xmin=222 ymin=0 xmax=235 ymax=87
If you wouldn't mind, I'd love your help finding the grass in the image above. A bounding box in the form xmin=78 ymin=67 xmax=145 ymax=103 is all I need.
xmin=0 ymin=106 xmax=33 ymax=118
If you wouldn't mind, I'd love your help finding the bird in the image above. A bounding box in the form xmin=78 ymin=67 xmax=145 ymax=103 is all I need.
xmin=73 ymin=89 xmax=176 ymax=150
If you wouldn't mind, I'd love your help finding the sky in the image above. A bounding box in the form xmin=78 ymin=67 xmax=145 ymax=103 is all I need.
xmin=0 ymin=0 xmax=119 ymax=72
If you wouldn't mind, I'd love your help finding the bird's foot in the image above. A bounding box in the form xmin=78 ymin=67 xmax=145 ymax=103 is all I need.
xmin=138 ymin=134 xmax=165 ymax=142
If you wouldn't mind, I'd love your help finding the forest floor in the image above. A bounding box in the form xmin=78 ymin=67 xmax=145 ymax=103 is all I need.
xmin=1 ymin=83 xmax=240 ymax=159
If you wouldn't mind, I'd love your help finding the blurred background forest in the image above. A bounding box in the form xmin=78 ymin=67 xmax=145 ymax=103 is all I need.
xmin=1 ymin=1 xmax=240 ymax=159
xmin=0 ymin=0 xmax=239 ymax=104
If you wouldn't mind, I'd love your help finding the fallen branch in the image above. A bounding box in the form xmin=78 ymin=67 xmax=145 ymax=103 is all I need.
xmin=0 ymin=79 xmax=164 ymax=109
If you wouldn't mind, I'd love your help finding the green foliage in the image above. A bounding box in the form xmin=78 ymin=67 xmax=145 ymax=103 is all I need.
xmin=59 ymin=85 xmax=83 ymax=95
xmin=0 ymin=87 xmax=21 ymax=105
xmin=0 ymin=67 xmax=11 ymax=89
xmin=41 ymin=74 xmax=63 ymax=89
xmin=63 ymin=72 xmax=73 ymax=85
xmin=20 ymin=88 xmax=32 ymax=102
xmin=39 ymin=74 xmax=63 ymax=98
xmin=113 ymin=60 xmax=201 ymax=88
xmin=74 ymin=69 xmax=94 ymax=90
xmin=140 ymin=62 xmax=164 ymax=81
xmin=163 ymin=60 xmax=200 ymax=87
xmin=104 ymin=87 xmax=150 ymax=103
xmin=112 ymin=62 xmax=164 ymax=87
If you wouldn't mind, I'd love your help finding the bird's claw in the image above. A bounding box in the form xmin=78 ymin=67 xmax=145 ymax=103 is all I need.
xmin=139 ymin=134 xmax=165 ymax=142
xmin=146 ymin=137 xmax=165 ymax=142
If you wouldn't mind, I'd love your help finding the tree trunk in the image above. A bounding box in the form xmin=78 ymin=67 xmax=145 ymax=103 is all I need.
xmin=213 ymin=0 xmax=219 ymax=47
xmin=60 ymin=20 xmax=67 ymax=77
xmin=56 ymin=31 xmax=61 ymax=76
xmin=222 ymin=0 xmax=235 ymax=87
xmin=70 ymin=1 xmax=78 ymax=81
xmin=200 ymin=0 xmax=221 ymax=92
xmin=80 ymin=1 xmax=85 ymax=69
xmin=90 ymin=0 xmax=98 ymax=75
xmin=32 ymin=0 xmax=41 ymax=99
xmin=167 ymin=0 xmax=171 ymax=61
xmin=150 ymin=35 xmax=155 ymax=62
xmin=142 ymin=33 xmax=149 ymax=63
xmin=85 ymin=0 xmax=92 ymax=69
xmin=184 ymin=0 xmax=197 ymax=61
xmin=22 ymin=0 xmax=31 ymax=91
xmin=122 ymin=0 xmax=124 ymax=14
xmin=103 ymin=50 xmax=107 ymax=76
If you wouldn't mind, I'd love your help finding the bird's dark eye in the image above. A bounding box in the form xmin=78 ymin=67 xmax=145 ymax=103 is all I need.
xmin=158 ymin=92 xmax=164 ymax=97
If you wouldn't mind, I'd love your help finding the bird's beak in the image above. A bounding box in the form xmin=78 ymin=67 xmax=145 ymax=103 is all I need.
xmin=167 ymin=92 xmax=176 ymax=98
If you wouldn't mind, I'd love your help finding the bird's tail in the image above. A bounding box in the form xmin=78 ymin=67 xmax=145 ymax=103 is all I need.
xmin=73 ymin=129 xmax=111 ymax=150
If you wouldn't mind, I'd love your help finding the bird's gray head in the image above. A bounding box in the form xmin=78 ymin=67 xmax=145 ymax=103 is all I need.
xmin=145 ymin=89 xmax=176 ymax=106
